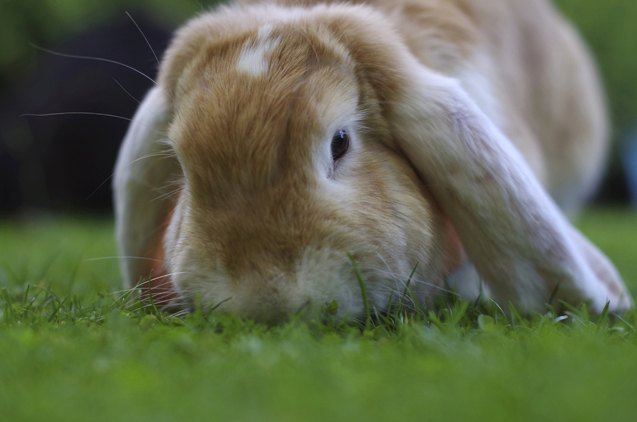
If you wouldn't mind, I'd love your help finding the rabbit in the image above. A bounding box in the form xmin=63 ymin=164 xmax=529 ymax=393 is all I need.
xmin=113 ymin=0 xmax=633 ymax=321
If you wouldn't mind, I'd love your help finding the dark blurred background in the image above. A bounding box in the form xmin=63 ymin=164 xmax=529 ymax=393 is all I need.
xmin=1 ymin=0 xmax=636 ymax=215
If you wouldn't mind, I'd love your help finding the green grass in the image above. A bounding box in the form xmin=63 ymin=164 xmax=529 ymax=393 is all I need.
xmin=1 ymin=210 xmax=637 ymax=421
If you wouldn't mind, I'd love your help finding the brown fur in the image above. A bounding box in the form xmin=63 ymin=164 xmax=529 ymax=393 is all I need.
xmin=143 ymin=200 xmax=180 ymax=306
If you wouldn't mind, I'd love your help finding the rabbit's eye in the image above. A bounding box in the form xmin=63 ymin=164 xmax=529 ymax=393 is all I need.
xmin=331 ymin=129 xmax=350 ymax=161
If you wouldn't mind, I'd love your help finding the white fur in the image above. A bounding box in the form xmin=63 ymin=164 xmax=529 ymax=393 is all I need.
xmin=391 ymin=61 xmax=631 ymax=311
xmin=113 ymin=87 xmax=176 ymax=287
xmin=236 ymin=25 xmax=280 ymax=76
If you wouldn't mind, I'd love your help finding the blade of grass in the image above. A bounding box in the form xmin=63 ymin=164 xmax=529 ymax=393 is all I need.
xmin=348 ymin=254 xmax=371 ymax=329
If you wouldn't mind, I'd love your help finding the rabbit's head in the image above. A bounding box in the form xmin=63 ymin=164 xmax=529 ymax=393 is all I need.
xmin=152 ymin=5 xmax=464 ymax=320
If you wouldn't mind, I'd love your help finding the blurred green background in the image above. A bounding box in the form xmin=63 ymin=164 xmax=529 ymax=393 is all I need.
xmin=556 ymin=0 xmax=637 ymax=143
xmin=0 ymin=0 xmax=636 ymax=211
xmin=0 ymin=0 xmax=220 ymax=90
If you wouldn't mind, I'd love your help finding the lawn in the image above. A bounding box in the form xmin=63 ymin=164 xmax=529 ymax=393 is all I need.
xmin=1 ymin=210 xmax=637 ymax=422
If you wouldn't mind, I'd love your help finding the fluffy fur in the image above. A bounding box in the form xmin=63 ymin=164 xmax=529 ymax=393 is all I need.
xmin=114 ymin=0 xmax=632 ymax=320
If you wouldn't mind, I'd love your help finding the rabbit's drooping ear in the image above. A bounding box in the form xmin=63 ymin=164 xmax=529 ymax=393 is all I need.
xmin=385 ymin=59 xmax=631 ymax=312
xmin=113 ymin=86 xmax=179 ymax=287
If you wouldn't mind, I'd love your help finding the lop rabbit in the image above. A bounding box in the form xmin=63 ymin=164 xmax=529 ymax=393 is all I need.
xmin=114 ymin=0 xmax=632 ymax=320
